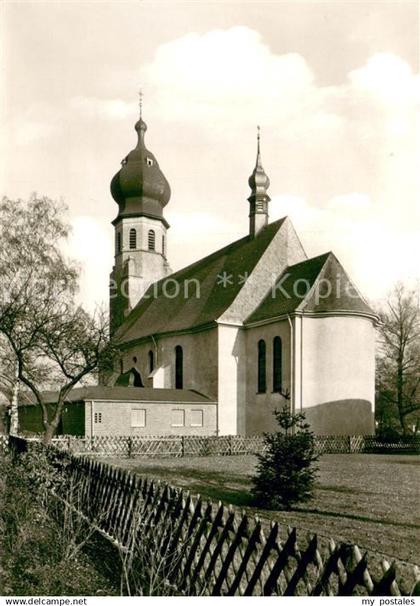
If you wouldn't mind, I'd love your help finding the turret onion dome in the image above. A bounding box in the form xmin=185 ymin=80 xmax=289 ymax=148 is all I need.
xmin=248 ymin=127 xmax=270 ymax=202
xmin=111 ymin=116 xmax=171 ymax=226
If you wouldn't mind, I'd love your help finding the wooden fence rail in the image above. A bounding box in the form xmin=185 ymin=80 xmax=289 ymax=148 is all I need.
xmin=43 ymin=434 xmax=420 ymax=458
xmin=7 ymin=436 xmax=419 ymax=597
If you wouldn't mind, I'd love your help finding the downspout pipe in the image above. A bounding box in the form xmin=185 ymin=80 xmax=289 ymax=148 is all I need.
xmin=287 ymin=314 xmax=294 ymax=416
xmin=151 ymin=334 xmax=158 ymax=367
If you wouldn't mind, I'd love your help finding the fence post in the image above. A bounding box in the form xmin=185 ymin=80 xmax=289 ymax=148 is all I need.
xmin=181 ymin=436 xmax=185 ymax=458
xmin=128 ymin=436 xmax=133 ymax=458
xmin=229 ymin=435 xmax=233 ymax=456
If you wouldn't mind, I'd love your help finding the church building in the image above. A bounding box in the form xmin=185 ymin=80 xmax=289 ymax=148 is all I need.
xmin=105 ymin=109 xmax=378 ymax=437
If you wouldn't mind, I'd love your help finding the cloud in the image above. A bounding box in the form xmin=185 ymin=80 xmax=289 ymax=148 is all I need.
xmin=140 ymin=26 xmax=315 ymax=127
xmin=4 ymin=26 xmax=418 ymax=307
xmin=63 ymin=216 xmax=114 ymax=312
xmin=69 ymin=96 xmax=135 ymax=120
xmin=270 ymin=192 xmax=420 ymax=300
xmin=348 ymin=53 xmax=420 ymax=106
xmin=136 ymin=29 xmax=419 ymax=298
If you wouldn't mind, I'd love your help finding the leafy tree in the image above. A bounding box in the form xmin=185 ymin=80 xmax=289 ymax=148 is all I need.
xmin=376 ymin=283 xmax=420 ymax=436
xmin=252 ymin=405 xmax=319 ymax=510
xmin=0 ymin=195 xmax=115 ymax=443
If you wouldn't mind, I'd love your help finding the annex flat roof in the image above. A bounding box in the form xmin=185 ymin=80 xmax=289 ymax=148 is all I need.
xmin=20 ymin=386 xmax=216 ymax=406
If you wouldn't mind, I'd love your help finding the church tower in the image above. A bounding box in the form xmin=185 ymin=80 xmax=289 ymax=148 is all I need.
xmin=110 ymin=101 xmax=171 ymax=333
xmin=248 ymin=127 xmax=270 ymax=236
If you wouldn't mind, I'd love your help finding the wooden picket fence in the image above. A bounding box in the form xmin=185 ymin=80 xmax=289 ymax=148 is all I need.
xmin=6 ymin=436 xmax=420 ymax=596
xmin=0 ymin=434 xmax=8 ymax=453
xmin=45 ymin=434 xmax=420 ymax=458
xmin=30 ymin=446 xmax=418 ymax=597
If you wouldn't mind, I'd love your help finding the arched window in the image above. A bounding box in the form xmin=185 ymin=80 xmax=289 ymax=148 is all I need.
xmin=175 ymin=345 xmax=183 ymax=390
xmin=148 ymin=350 xmax=154 ymax=374
xmin=129 ymin=228 xmax=137 ymax=249
xmin=117 ymin=232 xmax=121 ymax=253
xmin=257 ymin=339 xmax=266 ymax=393
xmin=148 ymin=229 xmax=155 ymax=251
xmin=273 ymin=336 xmax=283 ymax=393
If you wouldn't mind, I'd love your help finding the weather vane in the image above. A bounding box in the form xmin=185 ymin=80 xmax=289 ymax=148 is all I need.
xmin=138 ymin=89 xmax=143 ymax=119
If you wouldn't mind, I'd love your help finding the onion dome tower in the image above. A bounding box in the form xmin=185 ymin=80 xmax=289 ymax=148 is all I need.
xmin=110 ymin=94 xmax=171 ymax=333
xmin=110 ymin=116 xmax=171 ymax=226
xmin=248 ymin=126 xmax=270 ymax=236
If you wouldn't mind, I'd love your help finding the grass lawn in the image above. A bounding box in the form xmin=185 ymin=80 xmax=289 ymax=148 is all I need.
xmin=101 ymin=453 xmax=420 ymax=567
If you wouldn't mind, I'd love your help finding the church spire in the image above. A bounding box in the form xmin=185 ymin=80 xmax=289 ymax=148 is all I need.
xmin=248 ymin=126 xmax=270 ymax=237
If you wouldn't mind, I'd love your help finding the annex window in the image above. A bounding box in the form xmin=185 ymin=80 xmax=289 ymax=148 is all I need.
xmin=148 ymin=230 xmax=156 ymax=251
xmin=273 ymin=336 xmax=283 ymax=393
xmin=117 ymin=232 xmax=122 ymax=253
xmin=148 ymin=350 xmax=154 ymax=374
xmin=175 ymin=345 xmax=183 ymax=390
xmin=190 ymin=409 xmax=203 ymax=427
xmin=171 ymin=409 xmax=185 ymax=427
xmin=94 ymin=412 xmax=102 ymax=424
xmin=129 ymin=228 xmax=137 ymax=249
xmin=162 ymin=235 xmax=165 ymax=256
xmin=131 ymin=408 xmax=146 ymax=428
xmin=257 ymin=339 xmax=266 ymax=393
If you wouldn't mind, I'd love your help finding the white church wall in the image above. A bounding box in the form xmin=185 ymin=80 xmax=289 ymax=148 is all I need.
xmin=217 ymin=324 xmax=247 ymax=435
xmin=299 ymin=315 xmax=376 ymax=434
xmin=245 ymin=321 xmax=292 ymax=435
xmin=121 ymin=327 xmax=218 ymax=399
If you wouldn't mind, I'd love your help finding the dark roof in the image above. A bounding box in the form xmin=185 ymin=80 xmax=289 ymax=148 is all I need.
xmin=115 ymin=367 xmax=144 ymax=387
xmin=20 ymin=386 xmax=216 ymax=406
xmin=116 ymin=218 xmax=286 ymax=344
xmin=246 ymin=252 xmax=375 ymax=323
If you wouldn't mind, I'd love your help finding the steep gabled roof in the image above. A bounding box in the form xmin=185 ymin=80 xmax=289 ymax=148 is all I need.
xmin=115 ymin=218 xmax=287 ymax=344
xmin=246 ymin=252 xmax=376 ymax=324
xmin=20 ymin=386 xmax=215 ymax=406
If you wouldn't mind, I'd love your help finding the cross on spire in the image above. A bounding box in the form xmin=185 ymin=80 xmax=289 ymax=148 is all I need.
xmin=138 ymin=89 xmax=143 ymax=119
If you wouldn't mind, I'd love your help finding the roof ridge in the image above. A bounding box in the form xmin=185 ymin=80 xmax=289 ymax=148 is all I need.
xmin=287 ymin=251 xmax=332 ymax=271
xmin=152 ymin=216 xmax=287 ymax=286
xmin=296 ymin=253 xmax=332 ymax=312
xmin=116 ymin=217 xmax=288 ymax=341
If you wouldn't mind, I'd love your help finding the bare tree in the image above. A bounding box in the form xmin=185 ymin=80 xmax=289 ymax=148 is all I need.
xmin=0 ymin=195 xmax=115 ymax=443
xmin=376 ymin=282 xmax=420 ymax=435
xmin=0 ymin=336 xmax=19 ymax=434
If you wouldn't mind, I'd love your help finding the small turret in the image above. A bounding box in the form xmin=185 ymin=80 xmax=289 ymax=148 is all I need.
xmin=248 ymin=126 xmax=270 ymax=236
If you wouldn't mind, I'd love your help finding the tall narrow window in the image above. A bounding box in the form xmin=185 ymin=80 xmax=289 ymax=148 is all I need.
xmin=129 ymin=228 xmax=137 ymax=249
xmin=175 ymin=345 xmax=183 ymax=390
xmin=273 ymin=336 xmax=283 ymax=393
xmin=162 ymin=235 xmax=165 ymax=256
xmin=117 ymin=232 xmax=121 ymax=253
xmin=257 ymin=339 xmax=266 ymax=393
xmin=148 ymin=229 xmax=155 ymax=251
xmin=148 ymin=350 xmax=154 ymax=374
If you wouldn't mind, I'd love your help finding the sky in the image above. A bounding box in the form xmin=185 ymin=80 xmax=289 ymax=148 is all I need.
xmin=1 ymin=0 xmax=419 ymax=310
